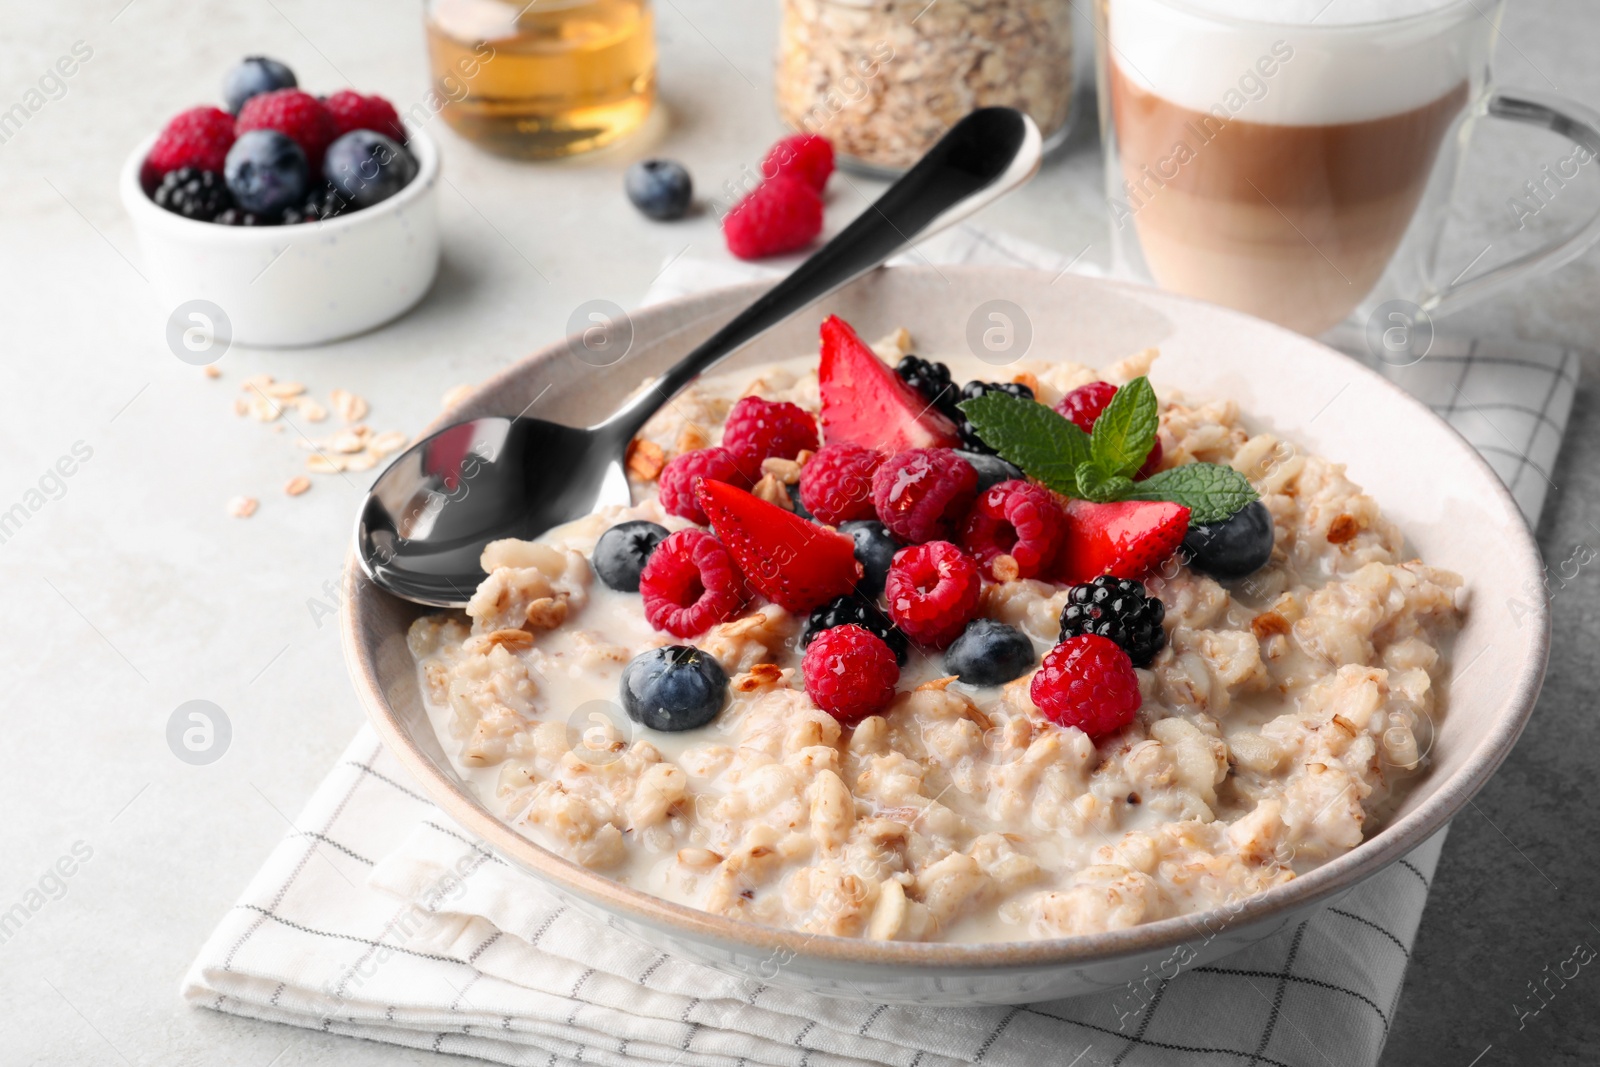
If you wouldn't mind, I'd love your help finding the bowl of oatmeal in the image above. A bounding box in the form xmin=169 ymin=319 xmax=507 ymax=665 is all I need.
xmin=343 ymin=266 xmax=1547 ymax=1004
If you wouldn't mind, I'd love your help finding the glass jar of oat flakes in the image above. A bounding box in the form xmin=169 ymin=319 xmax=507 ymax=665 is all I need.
xmin=776 ymin=0 xmax=1077 ymax=174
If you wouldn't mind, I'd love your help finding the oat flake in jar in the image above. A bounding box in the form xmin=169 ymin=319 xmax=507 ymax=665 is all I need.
xmin=775 ymin=0 xmax=1077 ymax=174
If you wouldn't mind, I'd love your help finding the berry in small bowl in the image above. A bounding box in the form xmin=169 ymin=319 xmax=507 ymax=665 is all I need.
xmin=121 ymin=57 xmax=438 ymax=346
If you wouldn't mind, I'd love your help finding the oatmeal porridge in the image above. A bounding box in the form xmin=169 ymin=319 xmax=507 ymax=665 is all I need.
xmin=409 ymin=315 xmax=1464 ymax=943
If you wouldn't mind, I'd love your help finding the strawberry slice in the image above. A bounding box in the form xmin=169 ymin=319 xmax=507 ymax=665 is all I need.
xmin=1055 ymin=499 xmax=1190 ymax=584
xmin=696 ymin=480 xmax=860 ymax=612
xmin=818 ymin=315 xmax=960 ymax=451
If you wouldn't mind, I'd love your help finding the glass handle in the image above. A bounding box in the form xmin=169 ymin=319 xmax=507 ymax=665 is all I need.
xmin=1426 ymin=90 xmax=1600 ymax=315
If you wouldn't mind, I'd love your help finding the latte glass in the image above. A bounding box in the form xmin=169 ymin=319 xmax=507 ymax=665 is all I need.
xmin=1095 ymin=0 xmax=1600 ymax=336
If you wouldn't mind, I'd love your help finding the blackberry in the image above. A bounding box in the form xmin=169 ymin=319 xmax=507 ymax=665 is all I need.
xmin=1058 ymin=576 xmax=1166 ymax=667
xmin=956 ymin=380 xmax=1034 ymax=453
xmin=895 ymin=355 xmax=960 ymax=421
xmin=801 ymin=595 xmax=909 ymax=664
xmin=151 ymin=167 xmax=233 ymax=222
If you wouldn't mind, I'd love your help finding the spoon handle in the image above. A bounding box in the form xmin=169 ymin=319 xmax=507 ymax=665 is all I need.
xmin=601 ymin=107 xmax=1042 ymax=443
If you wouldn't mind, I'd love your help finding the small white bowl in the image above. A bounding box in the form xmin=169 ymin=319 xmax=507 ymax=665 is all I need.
xmin=120 ymin=124 xmax=440 ymax=347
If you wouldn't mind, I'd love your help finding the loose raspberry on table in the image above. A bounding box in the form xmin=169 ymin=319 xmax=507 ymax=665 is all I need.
xmin=1029 ymin=634 xmax=1142 ymax=738
xmin=657 ymin=447 xmax=746 ymax=524
xmin=761 ymin=133 xmax=834 ymax=191
xmin=884 ymin=540 xmax=982 ymax=647
xmin=639 ymin=529 xmax=749 ymax=638
xmin=960 ymin=478 xmax=1065 ymax=580
xmin=1054 ymin=381 xmax=1163 ymax=479
xmin=146 ymin=106 xmax=236 ymax=177
xmin=236 ymin=88 xmax=339 ymax=170
xmin=803 ymin=623 xmax=899 ymax=722
xmin=721 ymin=395 xmax=819 ymax=480
xmin=871 ymin=448 xmax=979 ymax=545
xmin=324 ymin=89 xmax=406 ymax=143
xmin=723 ymin=175 xmax=823 ymax=260
xmin=799 ymin=443 xmax=885 ymax=525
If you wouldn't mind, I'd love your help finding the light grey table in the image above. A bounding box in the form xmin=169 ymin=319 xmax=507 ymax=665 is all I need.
xmin=1 ymin=1 xmax=1594 ymax=1064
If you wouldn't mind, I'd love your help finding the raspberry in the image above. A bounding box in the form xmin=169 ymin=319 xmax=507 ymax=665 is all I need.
xmin=884 ymin=540 xmax=981 ymax=647
xmin=1054 ymin=381 xmax=1163 ymax=479
xmin=871 ymin=448 xmax=979 ymax=544
xmin=1053 ymin=381 xmax=1118 ymax=433
xmin=639 ymin=529 xmax=749 ymax=638
xmin=761 ymin=133 xmax=834 ymax=191
xmin=324 ymin=89 xmax=406 ymax=143
xmin=723 ymin=175 xmax=823 ymax=260
xmin=146 ymin=106 xmax=236 ymax=177
xmin=657 ymin=447 xmax=746 ymax=525
xmin=960 ymin=479 xmax=1065 ymax=580
xmin=1059 ymin=577 xmax=1167 ymax=667
xmin=722 ymin=396 xmax=819 ymax=480
xmin=236 ymin=89 xmax=339 ymax=170
xmin=803 ymin=624 xmax=899 ymax=722
xmin=798 ymin=444 xmax=884 ymax=525
xmin=1029 ymin=635 xmax=1142 ymax=738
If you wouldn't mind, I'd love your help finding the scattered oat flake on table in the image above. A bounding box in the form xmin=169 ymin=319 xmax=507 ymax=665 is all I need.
xmin=228 ymin=496 xmax=259 ymax=518
xmin=293 ymin=396 xmax=328 ymax=422
xmin=232 ymin=397 xmax=248 ymax=417
xmin=307 ymin=453 xmax=345 ymax=474
xmin=203 ymin=365 xmax=221 ymax=379
xmin=368 ymin=431 xmax=408 ymax=457
xmin=284 ymin=476 xmax=311 ymax=496
xmin=264 ymin=380 xmax=306 ymax=398
xmin=331 ymin=388 xmax=368 ymax=423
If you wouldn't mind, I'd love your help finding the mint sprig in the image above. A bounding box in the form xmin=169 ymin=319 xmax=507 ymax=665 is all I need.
xmin=957 ymin=377 xmax=1258 ymax=525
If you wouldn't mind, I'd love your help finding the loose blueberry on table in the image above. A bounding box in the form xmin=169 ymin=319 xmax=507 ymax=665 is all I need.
xmin=624 ymin=159 xmax=694 ymax=221
xmin=142 ymin=56 xmax=418 ymax=226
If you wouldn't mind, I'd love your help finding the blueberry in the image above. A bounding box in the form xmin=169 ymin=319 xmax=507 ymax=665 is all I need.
xmin=223 ymin=130 xmax=309 ymax=216
xmin=620 ymin=645 xmax=728 ymax=732
xmin=944 ymin=619 xmax=1036 ymax=687
xmin=592 ymin=520 xmax=669 ymax=592
xmin=625 ymin=159 xmax=693 ymax=220
xmin=1181 ymin=500 xmax=1274 ymax=579
xmin=801 ymin=595 xmax=908 ymax=664
xmin=951 ymin=450 xmax=1023 ymax=493
xmin=324 ymin=130 xmax=418 ymax=209
xmin=223 ymin=56 xmax=297 ymax=114
xmin=787 ymin=481 xmax=814 ymax=520
xmin=839 ymin=520 xmax=900 ymax=596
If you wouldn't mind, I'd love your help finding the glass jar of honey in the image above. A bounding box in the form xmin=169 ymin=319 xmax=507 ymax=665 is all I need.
xmin=426 ymin=0 xmax=655 ymax=159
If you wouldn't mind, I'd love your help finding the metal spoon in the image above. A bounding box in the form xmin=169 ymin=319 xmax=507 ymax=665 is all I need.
xmin=357 ymin=107 xmax=1042 ymax=606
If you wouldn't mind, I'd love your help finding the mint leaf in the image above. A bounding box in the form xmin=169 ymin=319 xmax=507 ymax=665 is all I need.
xmin=1090 ymin=376 xmax=1159 ymax=479
xmin=1076 ymin=464 xmax=1133 ymax=503
xmin=958 ymin=392 xmax=1091 ymax=494
xmin=1123 ymin=463 xmax=1259 ymax=524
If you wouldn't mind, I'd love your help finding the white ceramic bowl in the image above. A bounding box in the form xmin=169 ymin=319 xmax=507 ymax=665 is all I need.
xmin=342 ymin=266 xmax=1549 ymax=1004
xmin=120 ymin=124 xmax=440 ymax=347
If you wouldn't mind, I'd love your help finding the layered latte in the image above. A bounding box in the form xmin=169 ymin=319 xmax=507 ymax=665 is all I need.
xmin=1104 ymin=0 xmax=1487 ymax=334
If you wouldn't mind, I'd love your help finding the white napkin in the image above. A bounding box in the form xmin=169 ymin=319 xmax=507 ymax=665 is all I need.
xmin=185 ymin=225 xmax=1576 ymax=1066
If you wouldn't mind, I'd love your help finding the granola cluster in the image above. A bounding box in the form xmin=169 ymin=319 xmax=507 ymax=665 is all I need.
xmin=775 ymin=0 xmax=1076 ymax=170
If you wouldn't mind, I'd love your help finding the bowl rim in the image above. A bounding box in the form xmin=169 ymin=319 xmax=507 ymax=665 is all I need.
xmin=342 ymin=266 xmax=1550 ymax=971
xmin=119 ymin=120 xmax=439 ymax=239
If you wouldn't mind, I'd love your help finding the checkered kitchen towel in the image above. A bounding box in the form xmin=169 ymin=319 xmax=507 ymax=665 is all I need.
xmin=183 ymin=225 xmax=1576 ymax=1067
